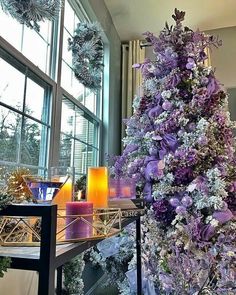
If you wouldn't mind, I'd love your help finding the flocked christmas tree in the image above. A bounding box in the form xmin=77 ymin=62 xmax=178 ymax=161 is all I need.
xmin=111 ymin=8 xmax=236 ymax=294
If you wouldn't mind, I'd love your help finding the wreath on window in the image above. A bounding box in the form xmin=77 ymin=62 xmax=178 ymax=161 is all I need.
xmin=0 ymin=0 xmax=61 ymax=32
xmin=68 ymin=22 xmax=104 ymax=91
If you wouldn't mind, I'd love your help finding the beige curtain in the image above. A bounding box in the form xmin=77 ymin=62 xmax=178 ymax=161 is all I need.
xmin=121 ymin=40 xmax=145 ymax=141
xmin=204 ymin=47 xmax=211 ymax=67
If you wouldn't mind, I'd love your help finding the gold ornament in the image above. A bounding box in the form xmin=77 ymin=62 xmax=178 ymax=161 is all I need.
xmin=5 ymin=168 xmax=33 ymax=202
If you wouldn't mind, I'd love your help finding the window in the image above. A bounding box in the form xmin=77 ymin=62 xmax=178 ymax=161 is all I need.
xmin=0 ymin=0 xmax=104 ymax=175
xmin=61 ymin=1 xmax=100 ymax=116
xmin=0 ymin=50 xmax=51 ymax=173
xmin=59 ymin=97 xmax=99 ymax=178
xmin=0 ymin=13 xmax=52 ymax=74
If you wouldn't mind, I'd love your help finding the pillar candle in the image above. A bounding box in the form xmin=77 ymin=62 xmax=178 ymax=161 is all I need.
xmin=53 ymin=177 xmax=73 ymax=209
xmin=120 ymin=178 xmax=136 ymax=199
xmin=65 ymin=201 xmax=93 ymax=240
xmin=87 ymin=167 xmax=108 ymax=208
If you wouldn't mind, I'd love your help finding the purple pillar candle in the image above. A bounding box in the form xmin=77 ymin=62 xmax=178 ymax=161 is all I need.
xmin=65 ymin=201 xmax=93 ymax=240
xmin=120 ymin=178 xmax=136 ymax=199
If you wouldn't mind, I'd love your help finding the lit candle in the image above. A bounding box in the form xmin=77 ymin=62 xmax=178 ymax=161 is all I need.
xmin=65 ymin=201 xmax=93 ymax=240
xmin=87 ymin=167 xmax=108 ymax=208
xmin=122 ymin=186 xmax=131 ymax=198
xmin=53 ymin=177 xmax=73 ymax=209
xmin=109 ymin=187 xmax=117 ymax=198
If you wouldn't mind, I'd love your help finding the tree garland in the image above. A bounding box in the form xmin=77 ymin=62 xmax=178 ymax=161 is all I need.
xmin=68 ymin=22 xmax=104 ymax=91
xmin=0 ymin=0 xmax=61 ymax=32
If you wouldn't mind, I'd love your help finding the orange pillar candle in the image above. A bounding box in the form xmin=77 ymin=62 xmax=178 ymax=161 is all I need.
xmin=52 ymin=177 xmax=73 ymax=209
xmin=87 ymin=167 xmax=108 ymax=208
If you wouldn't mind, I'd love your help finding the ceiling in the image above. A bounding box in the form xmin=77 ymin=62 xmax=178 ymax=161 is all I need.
xmin=104 ymin=0 xmax=236 ymax=41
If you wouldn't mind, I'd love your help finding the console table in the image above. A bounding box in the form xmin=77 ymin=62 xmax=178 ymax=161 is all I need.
xmin=0 ymin=204 xmax=142 ymax=295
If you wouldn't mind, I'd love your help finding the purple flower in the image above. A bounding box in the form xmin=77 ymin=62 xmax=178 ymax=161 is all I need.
xmin=174 ymin=167 xmax=194 ymax=185
xmin=200 ymin=224 xmax=215 ymax=241
xmin=207 ymin=76 xmax=220 ymax=96
xmin=148 ymin=105 xmax=163 ymax=118
xmin=143 ymin=182 xmax=153 ymax=202
xmin=153 ymin=199 xmax=176 ymax=225
xmin=145 ymin=160 xmax=163 ymax=181
xmin=186 ymin=57 xmax=196 ymax=69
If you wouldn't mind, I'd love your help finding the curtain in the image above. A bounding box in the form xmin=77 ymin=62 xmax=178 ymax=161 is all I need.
xmin=121 ymin=40 xmax=145 ymax=141
xmin=204 ymin=47 xmax=211 ymax=67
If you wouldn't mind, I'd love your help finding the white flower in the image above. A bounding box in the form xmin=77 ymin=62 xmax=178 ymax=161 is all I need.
xmin=161 ymin=90 xmax=172 ymax=99
xmin=210 ymin=218 xmax=219 ymax=227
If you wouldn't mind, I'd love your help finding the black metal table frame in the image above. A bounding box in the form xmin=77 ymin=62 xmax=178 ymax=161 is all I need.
xmin=0 ymin=204 xmax=142 ymax=295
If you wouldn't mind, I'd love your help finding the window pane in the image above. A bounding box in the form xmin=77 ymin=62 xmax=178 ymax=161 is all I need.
xmin=71 ymin=75 xmax=84 ymax=102
xmin=61 ymin=61 xmax=72 ymax=92
xmin=25 ymin=78 xmax=46 ymax=122
xmin=84 ymin=88 xmax=96 ymax=113
xmin=61 ymin=99 xmax=74 ymax=136
xmin=59 ymin=134 xmax=73 ymax=167
xmin=64 ymin=1 xmax=75 ymax=34
xmin=0 ymin=58 xmax=25 ymax=110
xmin=74 ymin=140 xmax=87 ymax=174
xmin=88 ymin=121 xmax=96 ymax=147
xmin=0 ymin=12 xmax=22 ymax=51
xmin=22 ymin=26 xmax=49 ymax=73
xmin=0 ymin=106 xmax=20 ymax=162
xmin=20 ymin=118 xmax=47 ymax=166
xmin=63 ymin=29 xmax=72 ymax=66
xmin=74 ymin=108 xmax=88 ymax=142
xmin=87 ymin=147 xmax=98 ymax=167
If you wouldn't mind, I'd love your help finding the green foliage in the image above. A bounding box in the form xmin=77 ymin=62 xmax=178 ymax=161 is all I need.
xmin=0 ymin=257 xmax=11 ymax=278
xmin=63 ymin=254 xmax=85 ymax=295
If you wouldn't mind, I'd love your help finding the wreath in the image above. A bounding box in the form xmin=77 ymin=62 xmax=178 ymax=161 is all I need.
xmin=0 ymin=0 xmax=61 ymax=32
xmin=68 ymin=22 xmax=104 ymax=91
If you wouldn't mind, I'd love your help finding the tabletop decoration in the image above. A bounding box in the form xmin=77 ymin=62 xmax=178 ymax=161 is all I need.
xmin=87 ymin=167 xmax=108 ymax=208
xmin=109 ymin=177 xmax=136 ymax=199
xmin=51 ymin=166 xmax=74 ymax=209
xmin=65 ymin=201 xmax=93 ymax=239
xmin=0 ymin=0 xmax=61 ymax=32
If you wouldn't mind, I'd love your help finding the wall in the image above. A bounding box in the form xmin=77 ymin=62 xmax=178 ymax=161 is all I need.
xmin=81 ymin=0 xmax=122 ymax=162
xmin=206 ymin=26 xmax=236 ymax=88
xmin=206 ymin=26 xmax=236 ymax=120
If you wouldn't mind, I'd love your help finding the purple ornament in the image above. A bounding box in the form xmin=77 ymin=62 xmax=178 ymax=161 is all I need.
xmin=213 ymin=209 xmax=233 ymax=224
xmin=169 ymin=198 xmax=180 ymax=207
xmin=175 ymin=206 xmax=187 ymax=215
xmin=177 ymin=129 xmax=185 ymax=137
xmin=187 ymin=122 xmax=196 ymax=132
xmin=162 ymin=101 xmax=173 ymax=111
xmin=181 ymin=195 xmax=193 ymax=207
